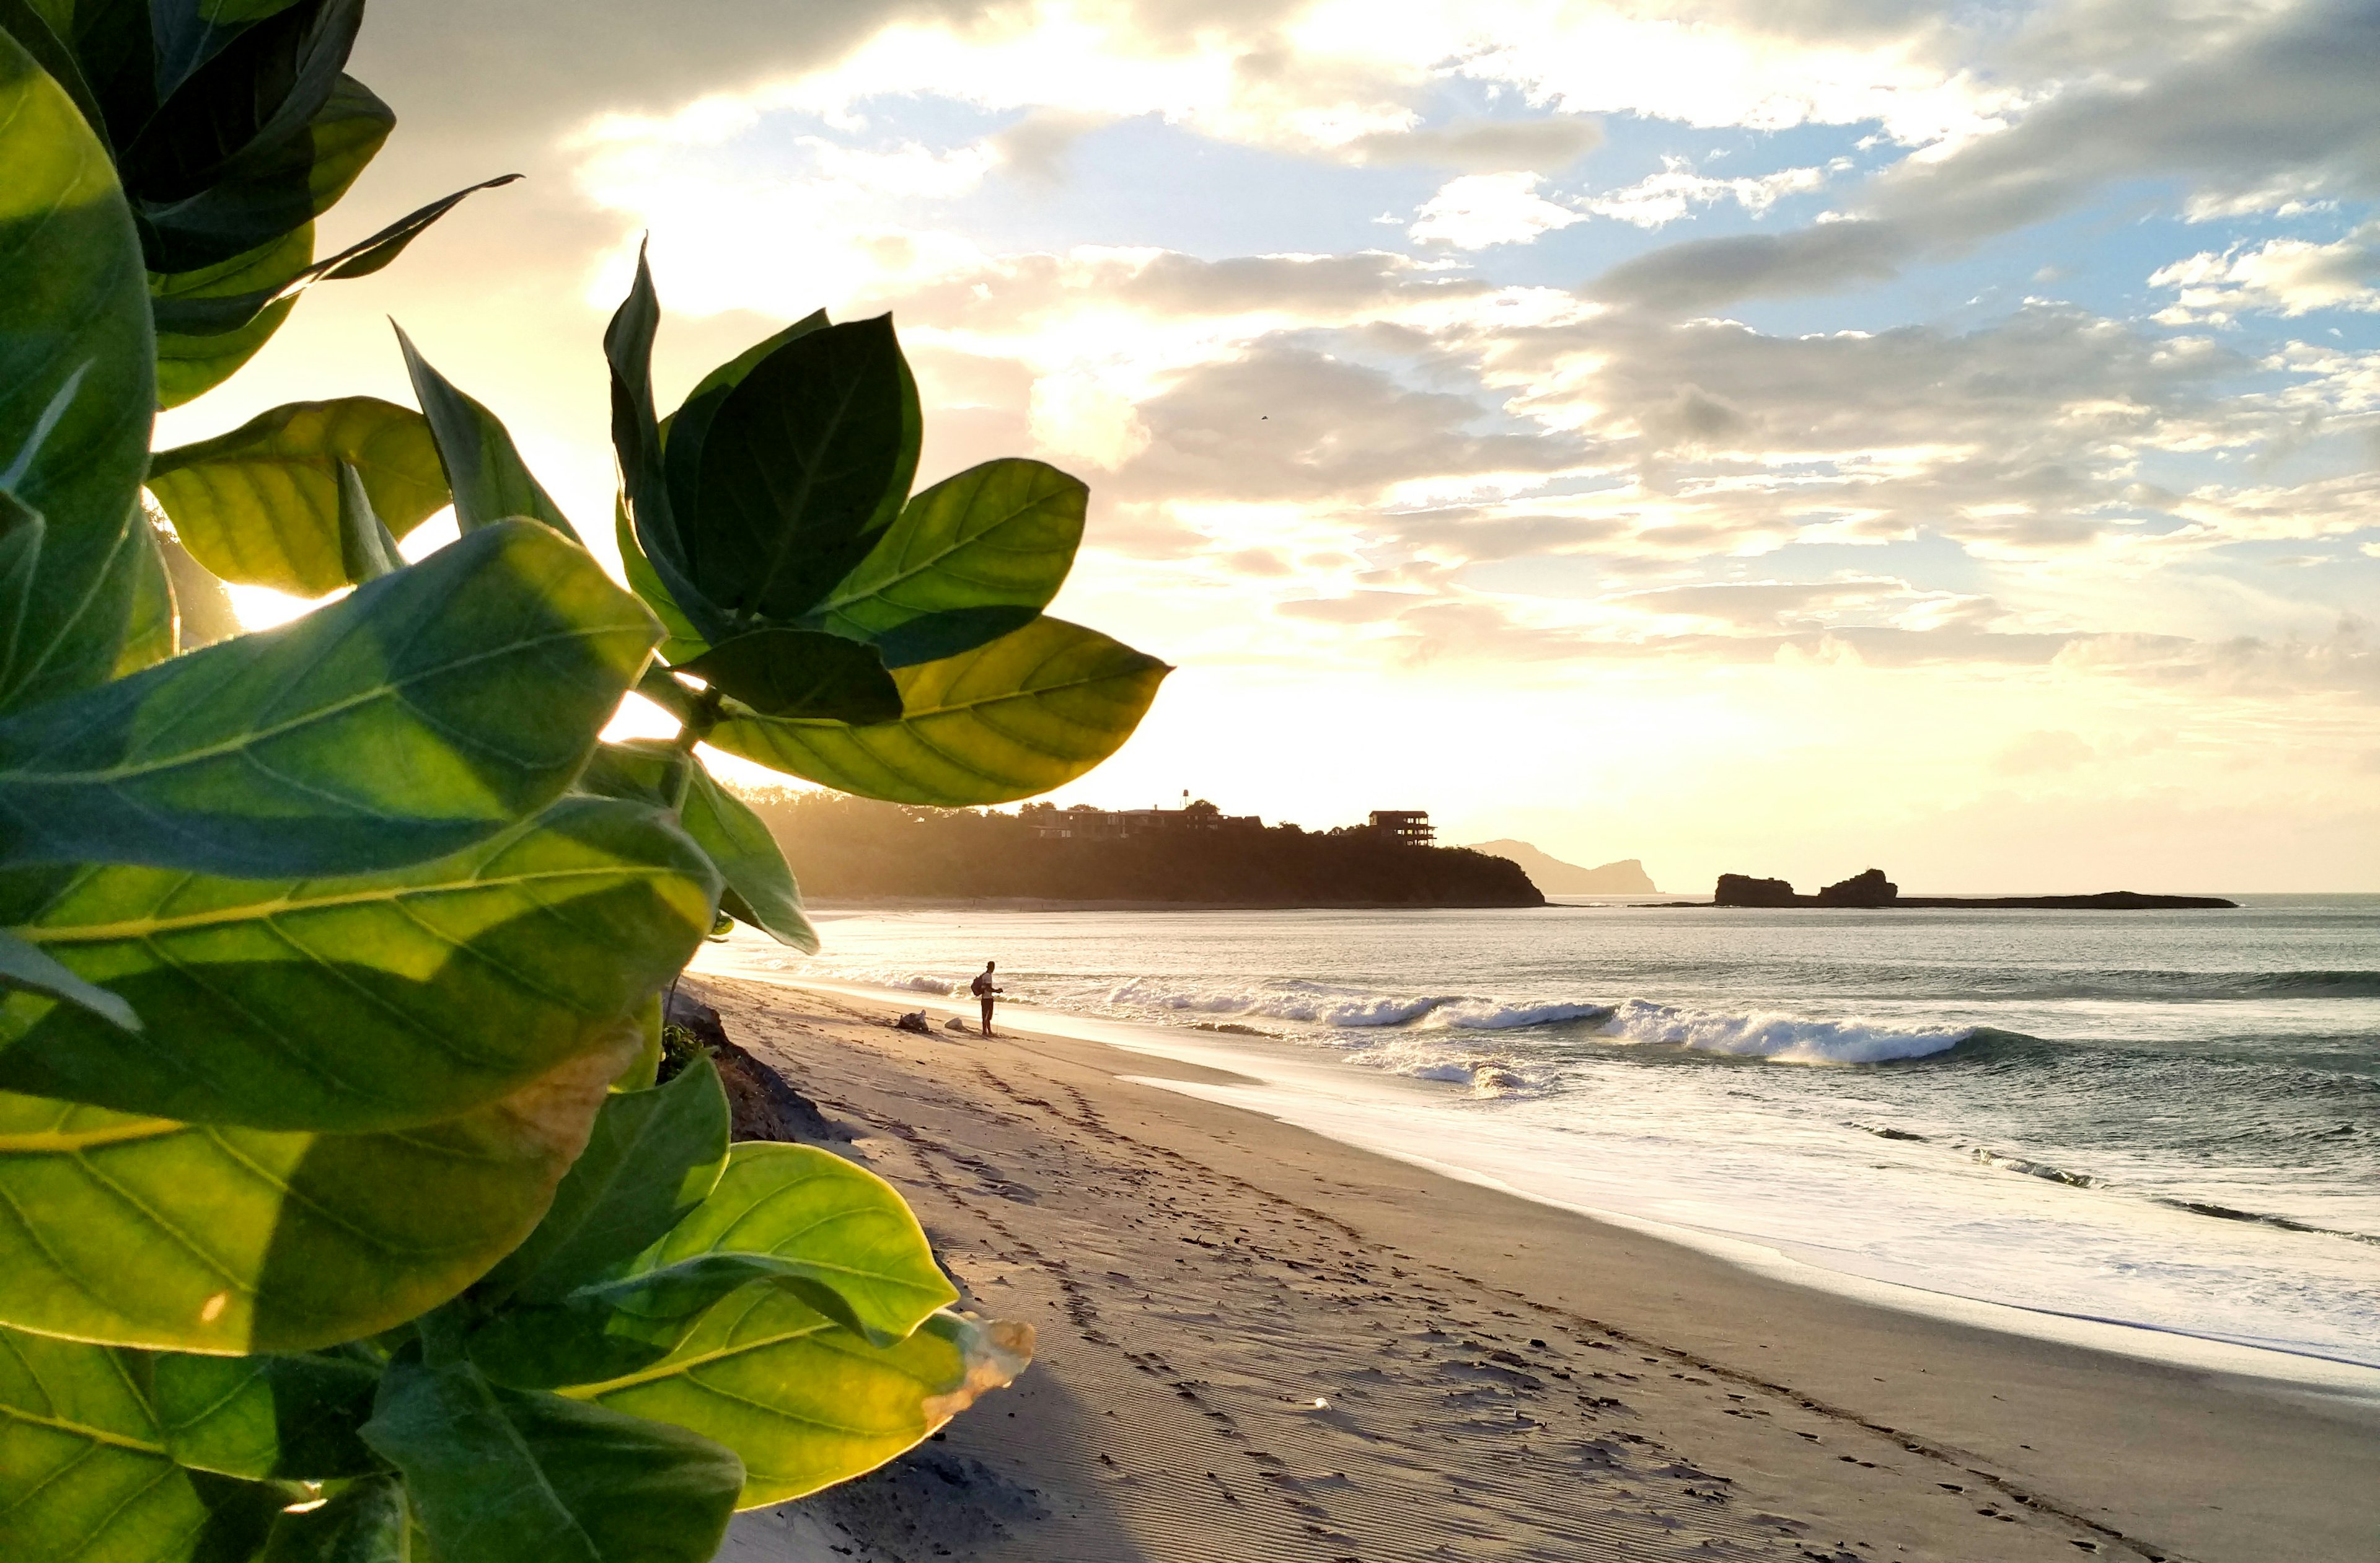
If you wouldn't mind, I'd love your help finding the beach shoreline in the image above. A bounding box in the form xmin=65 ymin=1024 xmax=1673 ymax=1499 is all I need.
xmin=707 ymin=975 xmax=2380 ymax=1563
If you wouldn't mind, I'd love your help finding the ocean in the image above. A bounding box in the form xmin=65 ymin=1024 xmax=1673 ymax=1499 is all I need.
xmin=694 ymin=896 xmax=2380 ymax=1386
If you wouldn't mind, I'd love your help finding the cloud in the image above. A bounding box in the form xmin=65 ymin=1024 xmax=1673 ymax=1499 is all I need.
xmin=1341 ymin=115 xmax=1603 ymax=172
xmin=1593 ymin=219 xmax=1914 ymax=309
xmin=1589 ymin=0 xmax=2380 ymax=310
xmin=2151 ymin=228 xmax=2380 ymax=322
xmin=1581 ymin=156 xmax=1834 ymax=228
xmin=1408 ymin=172 xmax=1587 ymax=249
xmin=990 ymin=108 xmax=1113 ymax=184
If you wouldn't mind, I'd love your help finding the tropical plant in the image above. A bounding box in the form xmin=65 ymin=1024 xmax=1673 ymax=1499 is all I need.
xmin=0 ymin=6 xmax=1164 ymax=1558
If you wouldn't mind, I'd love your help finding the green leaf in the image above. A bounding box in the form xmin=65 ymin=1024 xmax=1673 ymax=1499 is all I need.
xmin=111 ymin=506 xmax=176 ymax=674
xmin=0 ymin=1031 xmax=633 ymax=1352
xmin=152 ymin=1348 xmax=385 ymax=1479
xmin=866 ymin=605 xmax=1040 ymax=670
xmin=151 ymin=174 xmax=522 ymax=341
xmin=677 ymin=628 xmax=901 ymax=723
xmin=395 ymin=325 xmax=581 ymax=543
xmin=0 ymin=926 xmax=138 ymax=1032
xmin=467 ymin=1254 xmax=792 ymax=1392
xmin=0 ymin=1326 xmax=287 ymax=1563
xmin=257 ymin=1474 xmax=407 ymax=1563
xmin=0 ymin=24 xmax=157 ymax=713
xmin=575 ymin=737 xmax=689 ymax=811
xmin=708 ymin=615 xmax=1168 ymax=806
xmin=299 ymin=73 xmax=392 ymax=221
xmin=656 ymin=310 xmax=827 ymax=565
xmin=565 ymin=1297 xmax=1029 ymax=1508
xmin=146 ymin=396 xmax=448 ymax=596
xmin=0 ymin=520 xmax=660 ymax=878
xmin=0 ymin=0 xmax=107 ymax=151
xmin=682 ymin=759 xmax=816 ymax=953
xmin=478 ymin=1054 xmax=730 ymax=1306
xmin=152 ymin=223 xmax=309 ymax=409
xmin=363 ymin=1353 xmax=741 ymax=1563
xmin=335 ymin=460 xmax=401 ymax=583
xmin=639 ymin=1142 xmax=955 ymax=1345
xmin=681 ymin=314 xmax=920 ymax=625
xmin=157 ymin=527 xmax=242 ymax=648
xmin=808 ymin=458 xmax=1085 ymax=656
xmin=124 ymin=0 xmax=367 ymax=272
xmin=613 ymin=501 xmax=707 ymax=664
xmin=605 ymin=245 xmax=726 ymax=646
xmin=0 ymin=796 xmax=719 ymax=1132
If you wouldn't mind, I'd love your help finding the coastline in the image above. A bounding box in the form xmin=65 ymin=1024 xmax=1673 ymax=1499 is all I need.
xmin=703 ymin=975 xmax=2380 ymax=1563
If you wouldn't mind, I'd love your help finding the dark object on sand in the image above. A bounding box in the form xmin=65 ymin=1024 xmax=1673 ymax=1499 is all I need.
xmin=663 ymin=984 xmax=846 ymax=1141
xmin=1710 ymin=871 xmax=2235 ymax=910
xmin=894 ymin=1010 xmax=933 ymax=1034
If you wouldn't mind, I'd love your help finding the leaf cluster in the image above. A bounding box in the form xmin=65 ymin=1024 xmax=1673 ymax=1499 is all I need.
xmin=0 ymin=4 xmax=1161 ymax=1556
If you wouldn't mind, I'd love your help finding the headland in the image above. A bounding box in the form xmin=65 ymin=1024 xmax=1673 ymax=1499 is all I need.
xmin=741 ymin=792 xmax=1543 ymax=908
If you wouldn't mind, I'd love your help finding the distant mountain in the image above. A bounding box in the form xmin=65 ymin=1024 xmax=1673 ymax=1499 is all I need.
xmin=1467 ymin=841 xmax=1659 ymax=895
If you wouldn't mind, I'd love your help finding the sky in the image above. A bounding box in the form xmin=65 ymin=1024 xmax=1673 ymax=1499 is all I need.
xmin=153 ymin=0 xmax=2380 ymax=892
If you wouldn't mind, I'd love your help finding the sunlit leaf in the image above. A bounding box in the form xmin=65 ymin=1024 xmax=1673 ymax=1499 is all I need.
xmin=808 ymin=459 xmax=1085 ymax=659
xmin=0 ymin=24 xmax=157 ymax=712
xmin=146 ymin=396 xmax=447 ymax=595
xmin=0 ymin=521 xmax=659 ymax=877
xmin=707 ymin=615 xmax=1168 ymax=806
xmin=566 ymin=1296 xmax=1029 ymax=1508
xmin=0 ymin=1032 xmax=631 ymax=1353
xmin=0 ymin=1325 xmax=287 ymax=1563
xmin=364 ymin=1352 xmax=741 ymax=1563
xmin=640 ymin=1142 xmax=956 ymax=1345
xmin=0 ymin=796 xmax=718 ymax=1131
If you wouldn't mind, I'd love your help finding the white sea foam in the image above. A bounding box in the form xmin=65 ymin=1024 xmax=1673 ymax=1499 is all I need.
xmin=1600 ymin=998 xmax=1970 ymax=1063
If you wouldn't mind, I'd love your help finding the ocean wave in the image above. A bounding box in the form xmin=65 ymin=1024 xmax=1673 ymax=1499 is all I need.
xmin=1600 ymin=998 xmax=1972 ymax=1064
xmin=2153 ymin=1198 xmax=2380 ymax=1247
xmin=1439 ymin=1000 xmax=1613 ymax=1031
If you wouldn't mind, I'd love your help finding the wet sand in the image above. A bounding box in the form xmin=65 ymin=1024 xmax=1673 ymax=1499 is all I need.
xmin=701 ymin=977 xmax=2380 ymax=1563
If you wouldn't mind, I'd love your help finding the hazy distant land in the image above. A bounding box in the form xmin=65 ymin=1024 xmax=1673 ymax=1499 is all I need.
xmin=1464 ymin=840 xmax=1660 ymax=894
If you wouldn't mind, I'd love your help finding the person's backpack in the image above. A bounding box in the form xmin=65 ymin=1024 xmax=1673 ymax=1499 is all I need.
xmin=970 ymin=972 xmax=991 ymax=997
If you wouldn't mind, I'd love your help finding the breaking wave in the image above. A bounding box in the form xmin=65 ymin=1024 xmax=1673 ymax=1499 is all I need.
xmin=1598 ymin=999 xmax=1972 ymax=1065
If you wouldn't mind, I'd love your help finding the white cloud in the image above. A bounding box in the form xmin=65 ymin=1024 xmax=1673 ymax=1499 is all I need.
xmin=1581 ymin=156 xmax=1835 ymax=228
xmin=1408 ymin=172 xmax=1584 ymax=249
xmin=2151 ymin=231 xmax=2380 ymax=322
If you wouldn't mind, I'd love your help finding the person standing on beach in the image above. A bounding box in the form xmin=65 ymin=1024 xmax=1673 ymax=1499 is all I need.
xmin=971 ymin=961 xmax=1002 ymax=1036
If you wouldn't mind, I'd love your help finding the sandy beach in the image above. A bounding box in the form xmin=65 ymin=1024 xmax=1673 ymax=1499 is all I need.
xmin=697 ymin=975 xmax=2380 ymax=1563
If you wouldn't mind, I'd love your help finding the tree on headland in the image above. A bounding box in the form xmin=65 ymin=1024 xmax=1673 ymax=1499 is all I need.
xmin=0 ymin=5 xmax=1160 ymax=1556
